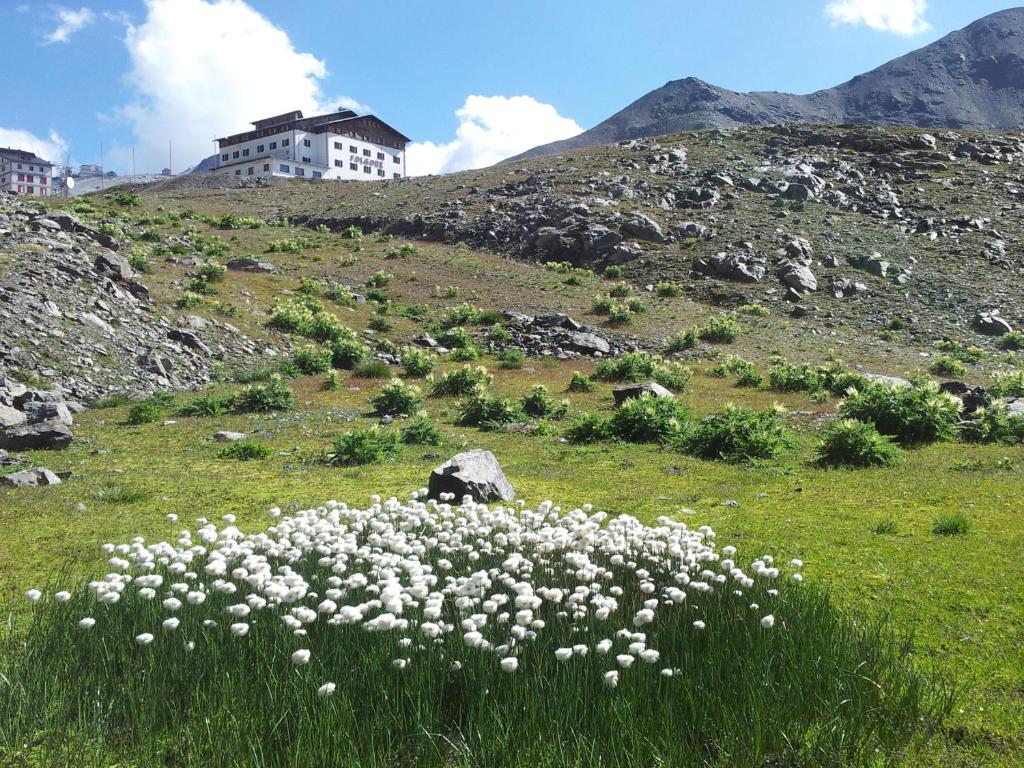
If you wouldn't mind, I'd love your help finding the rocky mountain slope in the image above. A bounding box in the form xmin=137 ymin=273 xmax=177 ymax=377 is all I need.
xmin=519 ymin=7 xmax=1024 ymax=158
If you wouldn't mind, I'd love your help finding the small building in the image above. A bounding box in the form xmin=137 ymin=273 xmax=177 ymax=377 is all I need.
xmin=214 ymin=108 xmax=410 ymax=182
xmin=0 ymin=148 xmax=55 ymax=196
xmin=77 ymin=163 xmax=103 ymax=177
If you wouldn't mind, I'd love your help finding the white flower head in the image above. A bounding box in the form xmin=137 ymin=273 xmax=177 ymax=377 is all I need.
xmin=499 ymin=657 xmax=518 ymax=673
xmin=291 ymin=649 xmax=311 ymax=666
xmin=135 ymin=632 xmax=155 ymax=646
xmin=318 ymin=682 xmax=337 ymax=698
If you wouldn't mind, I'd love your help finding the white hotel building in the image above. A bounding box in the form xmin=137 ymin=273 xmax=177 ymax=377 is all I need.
xmin=214 ymin=109 xmax=410 ymax=181
xmin=0 ymin=148 xmax=55 ymax=196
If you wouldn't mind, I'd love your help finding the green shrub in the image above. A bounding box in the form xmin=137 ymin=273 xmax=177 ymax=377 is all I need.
xmin=442 ymin=327 xmax=473 ymax=350
xmin=769 ymin=360 xmax=826 ymax=394
xmin=626 ymin=298 xmax=646 ymax=314
xmin=127 ymin=247 xmax=151 ymax=273
xmin=608 ymin=304 xmax=633 ymax=325
xmin=219 ymin=440 xmax=273 ymax=461
xmin=609 ymin=394 xmax=689 ymax=443
xmin=932 ymin=514 xmax=970 ymax=536
xmin=450 ymin=346 xmax=482 ymax=362
xmin=431 ymin=365 xmax=493 ymax=396
xmin=367 ymin=270 xmax=393 ymax=288
xmin=400 ymin=414 xmax=444 ymax=446
xmin=353 ymin=360 xmax=391 ymax=379
xmin=497 ymin=348 xmax=525 ymax=370
xmin=458 ymin=387 xmax=524 ymax=428
xmin=655 ymin=281 xmax=682 ymax=298
xmin=564 ymin=412 xmax=613 ymax=444
xmin=594 ymin=352 xmax=691 ymax=392
xmin=439 ymin=303 xmax=481 ymax=329
xmin=487 ymin=325 xmax=513 ymax=345
xmin=698 ymin=315 xmax=741 ymax=344
xmin=675 ymin=405 xmax=787 ymax=463
xmin=604 ymin=265 xmax=624 ymax=278
xmin=927 ymin=355 xmax=966 ymax=377
xmin=176 ymin=392 xmax=234 ymax=417
xmin=188 ymin=277 xmax=218 ymax=295
xmin=326 ymin=428 xmax=401 ymax=466
xmin=567 ymin=372 xmax=593 ymax=392
xmin=291 ymin=345 xmax=332 ymax=375
xmin=520 ymin=385 xmax=568 ymax=419
xmin=959 ymin=403 xmax=1024 ymax=445
xmin=331 ymin=338 xmax=371 ymax=370
xmin=125 ymin=402 xmax=161 ymax=425
xmin=839 ymin=381 xmax=959 ymax=445
xmin=322 ymin=371 xmax=340 ymax=391
xmin=268 ymin=298 xmax=354 ymax=344
xmin=666 ymin=329 xmax=698 ymax=353
xmin=998 ymin=330 xmax=1024 ymax=351
xmin=815 ymin=419 xmax=902 ymax=467
xmin=989 ymin=371 xmax=1024 ymax=398
xmin=591 ymin=295 xmax=614 ymax=315
xmin=608 ymin=282 xmax=631 ymax=298
xmin=370 ymin=379 xmax=423 ymax=416
xmin=216 ymin=214 xmax=263 ymax=230
xmin=341 ymin=225 xmax=363 ymax=239
xmin=233 ymin=378 xmax=294 ymax=413
xmin=91 ymin=393 xmax=132 ymax=409
xmin=399 ymin=348 xmax=436 ymax=378
xmin=737 ymin=303 xmax=771 ymax=317
xmin=367 ymin=316 xmax=392 ymax=333
xmin=111 ymin=190 xmax=140 ymax=207
xmin=266 ymin=237 xmax=313 ymax=254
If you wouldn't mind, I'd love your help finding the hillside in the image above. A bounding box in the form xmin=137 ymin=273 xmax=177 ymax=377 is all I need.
xmin=519 ymin=7 xmax=1024 ymax=158
xmin=1 ymin=123 xmax=1023 ymax=767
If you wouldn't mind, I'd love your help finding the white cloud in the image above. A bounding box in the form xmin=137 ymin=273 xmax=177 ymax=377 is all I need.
xmin=824 ymin=0 xmax=930 ymax=35
xmin=113 ymin=0 xmax=363 ymax=172
xmin=45 ymin=6 xmax=95 ymax=44
xmin=406 ymin=95 xmax=582 ymax=176
xmin=0 ymin=127 xmax=68 ymax=163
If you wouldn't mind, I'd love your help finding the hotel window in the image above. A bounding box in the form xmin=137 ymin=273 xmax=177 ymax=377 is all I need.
xmin=16 ymin=164 xmax=22 ymax=169
xmin=349 ymin=145 xmax=357 ymax=153
xmin=269 ymin=141 xmax=277 ymax=150
xmin=279 ymin=164 xmax=290 ymax=173
xmin=295 ymin=167 xmax=305 ymax=177
xmin=232 ymin=151 xmax=239 ymax=159
xmin=303 ymin=139 xmax=311 ymax=147
xmin=17 ymin=174 xmax=24 ymax=182
xmin=27 ymin=186 xmax=34 ymax=193
xmin=377 ymin=152 xmax=384 ymax=160
xmin=40 ymin=177 xmax=46 ymax=185
xmin=334 ymin=159 xmax=343 ymax=167
xmin=377 ymin=169 xmax=385 ymax=177
xmin=362 ymin=148 xmax=371 ymax=157
xmin=234 ymin=170 xmax=241 ymax=176
xmin=247 ymin=167 xmax=254 ymax=175
xmin=393 ymin=173 xmax=401 ymax=179
xmin=282 ymin=138 xmax=290 ymax=147
xmin=302 ymin=156 xmax=311 ymax=163
xmin=312 ymin=171 xmax=322 ymax=179
xmin=257 ymin=144 xmax=265 ymax=153
xmin=349 ymin=162 xmax=357 ymax=170
xmin=221 ymin=154 xmax=229 ymax=161
xmin=363 ymin=166 xmax=371 ymax=174
xmin=263 ymin=164 xmax=270 ymax=172
xmin=242 ymin=148 xmax=250 ymax=156
xmin=393 ymin=155 xmax=400 ymax=164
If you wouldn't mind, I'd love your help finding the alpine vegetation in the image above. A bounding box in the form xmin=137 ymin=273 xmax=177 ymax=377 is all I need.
xmin=1 ymin=494 xmax=950 ymax=767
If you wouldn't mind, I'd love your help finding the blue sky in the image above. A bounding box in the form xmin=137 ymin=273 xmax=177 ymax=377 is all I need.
xmin=0 ymin=0 xmax=1018 ymax=175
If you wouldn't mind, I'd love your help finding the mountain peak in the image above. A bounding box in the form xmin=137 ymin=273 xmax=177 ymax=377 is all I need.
xmin=517 ymin=8 xmax=1024 ymax=159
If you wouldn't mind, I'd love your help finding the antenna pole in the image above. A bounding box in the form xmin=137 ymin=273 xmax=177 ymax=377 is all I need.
xmin=100 ymin=142 xmax=104 ymax=191
xmin=132 ymin=147 xmax=136 ymax=178
xmin=169 ymin=141 xmax=172 ymax=176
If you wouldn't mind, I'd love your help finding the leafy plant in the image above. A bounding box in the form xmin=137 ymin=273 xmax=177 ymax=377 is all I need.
xmin=520 ymin=385 xmax=568 ymax=419
xmin=563 ymin=412 xmax=613 ymax=444
xmin=815 ymin=419 xmax=902 ymax=468
xmin=497 ymin=348 xmax=525 ymax=370
xmin=609 ymin=394 xmax=689 ymax=443
xmin=431 ymin=365 xmax=493 ymax=396
xmin=457 ymin=386 xmax=524 ymax=428
xmin=932 ymin=514 xmax=970 ymax=536
xmin=839 ymin=381 xmax=959 ymax=445
xmin=369 ymin=379 xmax=423 ymax=416
xmin=326 ymin=428 xmax=401 ymax=466
xmin=655 ymin=281 xmax=682 ymax=298
xmin=291 ymin=345 xmax=332 ymax=376
xmin=353 ymin=360 xmax=392 ymax=379
xmin=927 ymin=355 xmax=966 ymax=377
xmin=176 ymin=392 xmax=233 ymax=417
xmin=675 ymin=405 xmax=788 ymax=463
xmin=399 ymin=348 xmax=436 ymax=378
xmin=125 ymin=402 xmax=161 ymax=426
xmin=399 ymin=414 xmax=444 ymax=446
xmin=219 ymin=440 xmax=272 ymax=461
xmin=697 ymin=315 xmax=741 ymax=344
xmin=594 ymin=352 xmax=691 ymax=392
xmin=331 ymin=338 xmax=371 ymax=370
xmin=233 ymin=378 xmax=295 ymax=413
xmin=567 ymin=372 xmax=593 ymax=392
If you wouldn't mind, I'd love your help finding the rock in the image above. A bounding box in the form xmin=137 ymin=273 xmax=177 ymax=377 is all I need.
xmin=779 ymin=263 xmax=817 ymax=292
xmin=427 ymin=449 xmax=515 ymax=503
xmin=782 ymin=182 xmax=813 ymax=202
xmin=862 ymin=373 xmax=911 ymax=388
xmin=620 ymin=212 xmax=667 ymax=243
xmin=0 ymin=378 xmax=28 ymax=406
xmin=138 ymin=350 xmax=174 ymax=376
xmin=168 ymin=329 xmax=212 ymax=356
xmin=699 ymin=250 xmax=766 ymax=282
xmin=214 ymin=431 xmax=247 ymax=442
xmin=612 ymin=381 xmax=674 ymax=406
xmin=973 ymin=311 xmax=1013 ymax=336
xmin=675 ymin=221 xmax=714 ymax=240
xmin=1002 ymin=397 xmax=1024 ymax=418
xmin=0 ymin=420 xmax=73 ymax=451
xmin=226 ymin=258 xmax=276 ymax=273
xmin=2 ymin=467 xmax=62 ymax=488
xmin=0 ymin=404 xmax=26 ymax=428
xmin=533 ymin=313 xmax=581 ymax=331
xmin=938 ymin=381 xmax=989 ymax=414
xmin=94 ymin=252 xmax=136 ymax=282
xmin=22 ymin=401 xmax=73 ymax=426
xmin=579 ymin=224 xmax=622 ymax=256
xmin=566 ymin=331 xmax=610 ymax=355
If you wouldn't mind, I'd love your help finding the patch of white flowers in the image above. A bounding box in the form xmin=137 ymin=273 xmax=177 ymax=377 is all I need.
xmin=28 ymin=492 xmax=801 ymax=691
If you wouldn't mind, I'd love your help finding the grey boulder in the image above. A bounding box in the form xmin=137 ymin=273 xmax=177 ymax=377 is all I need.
xmin=0 ymin=404 xmax=26 ymax=428
xmin=2 ymin=466 xmax=62 ymax=488
xmin=428 ymin=450 xmax=515 ymax=503
xmin=973 ymin=311 xmax=1013 ymax=336
xmin=612 ymin=381 xmax=674 ymax=406
xmin=0 ymin=420 xmax=74 ymax=451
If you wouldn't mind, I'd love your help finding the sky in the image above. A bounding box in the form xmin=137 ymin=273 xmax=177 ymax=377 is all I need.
xmin=0 ymin=0 xmax=1019 ymax=176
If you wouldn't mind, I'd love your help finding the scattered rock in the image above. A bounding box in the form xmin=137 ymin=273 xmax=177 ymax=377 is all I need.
xmin=0 ymin=421 xmax=74 ymax=451
xmin=973 ymin=310 xmax=1013 ymax=336
xmin=2 ymin=466 xmax=62 ymax=488
xmin=427 ymin=449 xmax=515 ymax=503
xmin=612 ymin=381 xmax=674 ymax=406
xmin=214 ymin=431 xmax=247 ymax=442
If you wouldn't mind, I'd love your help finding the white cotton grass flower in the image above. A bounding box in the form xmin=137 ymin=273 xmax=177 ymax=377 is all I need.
xmin=25 ymin=589 xmax=42 ymax=603
xmin=499 ymin=657 xmax=518 ymax=673
xmin=162 ymin=617 xmax=180 ymax=631
xmin=78 ymin=617 xmax=96 ymax=630
xmin=761 ymin=614 xmax=775 ymax=629
xmin=291 ymin=649 xmax=311 ymax=666
xmin=318 ymin=682 xmax=336 ymax=698
xmin=692 ymin=620 xmax=706 ymax=630
xmin=162 ymin=597 xmax=182 ymax=612
xmin=229 ymin=622 xmax=249 ymax=637
xmin=603 ymin=670 xmax=619 ymax=689
xmin=135 ymin=633 xmax=155 ymax=646
xmin=392 ymin=658 xmax=408 ymax=670
xmin=616 ymin=654 xmax=634 ymax=669
xmin=660 ymin=668 xmax=674 ymax=678
xmin=555 ymin=647 xmax=573 ymax=662
xmin=54 ymin=591 xmax=72 ymax=603
xmin=640 ymin=649 xmax=660 ymax=664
